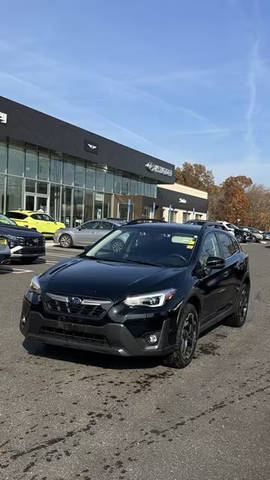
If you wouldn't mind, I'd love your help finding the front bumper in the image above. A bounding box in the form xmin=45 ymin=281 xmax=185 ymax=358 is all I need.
xmin=20 ymin=298 xmax=177 ymax=357
xmin=10 ymin=246 xmax=45 ymax=258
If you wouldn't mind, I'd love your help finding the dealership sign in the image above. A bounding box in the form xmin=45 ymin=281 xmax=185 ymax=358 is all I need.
xmin=0 ymin=112 xmax=7 ymax=124
xmin=84 ymin=140 xmax=99 ymax=155
xmin=179 ymin=198 xmax=187 ymax=204
xmin=145 ymin=161 xmax=173 ymax=177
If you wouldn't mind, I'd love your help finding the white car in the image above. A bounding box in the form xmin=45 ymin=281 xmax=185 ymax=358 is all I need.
xmin=216 ymin=221 xmax=235 ymax=235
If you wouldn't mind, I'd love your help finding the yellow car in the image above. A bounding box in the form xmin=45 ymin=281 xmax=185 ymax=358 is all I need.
xmin=6 ymin=210 xmax=65 ymax=237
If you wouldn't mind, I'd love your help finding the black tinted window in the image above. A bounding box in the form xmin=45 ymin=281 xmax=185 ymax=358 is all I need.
xmin=7 ymin=212 xmax=27 ymax=220
xmin=96 ymin=221 xmax=113 ymax=230
xmin=81 ymin=221 xmax=98 ymax=230
xmin=31 ymin=214 xmax=42 ymax=220
xmin=218 ymin=232 xmax=236 ymax=258
xmin=199 ymin=233 xmax=220 ymax=267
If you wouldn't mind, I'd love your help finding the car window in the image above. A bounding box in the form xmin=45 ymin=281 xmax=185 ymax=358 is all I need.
xmin=199 ymin=233 xmax=220 ymax=267
xmin=95 ymin=221 xmax=114 ymax=230
xmin=6 ymin=212 xmax=27 ymax=220
xmin=217 ymin=232 xmax=236 ymax=258
xmin=81 ymin=221 xmax=99 ymax=230
xmin=31 ymin=214 xmax=43 ymax=220
xmin=39 ymin=214 xmax=52 ymax=221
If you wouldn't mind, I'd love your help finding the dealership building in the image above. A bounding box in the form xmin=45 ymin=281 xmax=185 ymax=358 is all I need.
xmin=0 ymin=97 xmax=208 ymax=226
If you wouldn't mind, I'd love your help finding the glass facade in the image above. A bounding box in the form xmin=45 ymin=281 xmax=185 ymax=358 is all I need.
xmin=0 ymin=138 xmax=157 ymax=226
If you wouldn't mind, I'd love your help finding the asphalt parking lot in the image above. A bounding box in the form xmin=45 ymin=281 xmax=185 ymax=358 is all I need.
xmin=0 ymin=243 xmax=270 ymax=480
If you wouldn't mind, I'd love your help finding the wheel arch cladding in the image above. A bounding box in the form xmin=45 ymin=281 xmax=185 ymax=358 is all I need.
xmin=186 ymin=295 xmax=201 ymax=316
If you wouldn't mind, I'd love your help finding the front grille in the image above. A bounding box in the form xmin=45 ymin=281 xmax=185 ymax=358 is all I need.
xmin=39 ymin=326 xmax=108 ymax=345
xmin=43 ymin=293 xmax=112 ymax=321
xmin=18 ymin=236 xmax=45 ymax=247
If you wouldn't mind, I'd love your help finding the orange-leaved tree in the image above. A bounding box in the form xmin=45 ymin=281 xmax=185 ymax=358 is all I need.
xmin=215 ymin=176 xmax=252 ymax=224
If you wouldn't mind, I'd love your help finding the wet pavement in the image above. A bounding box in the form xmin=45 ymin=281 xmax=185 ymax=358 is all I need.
xmin=0 ymin=243 xmax=269 ymax=480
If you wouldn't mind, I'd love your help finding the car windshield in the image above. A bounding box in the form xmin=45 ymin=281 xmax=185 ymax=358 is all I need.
xmin=0 ymin=215 xmax=16 ymax=225
xmin=85 ymin=227 xmax=198 ymax=267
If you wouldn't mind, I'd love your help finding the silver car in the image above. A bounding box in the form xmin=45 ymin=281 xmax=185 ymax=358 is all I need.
xmin=54 ymin=219 xmax=126 ymax=248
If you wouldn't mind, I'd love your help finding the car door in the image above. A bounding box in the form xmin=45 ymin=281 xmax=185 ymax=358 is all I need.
xmin=30 ymin=214 xmax=45 ymax=233
xmin=75 ymin=221 xmax=100 ymax=246
xmin=194 ymin=231 xmax=229 ymax=324
xmin=41 ymin=214 xmax=58 ymax=234
xmin=216 ymin=232 xmax=245 ymax=305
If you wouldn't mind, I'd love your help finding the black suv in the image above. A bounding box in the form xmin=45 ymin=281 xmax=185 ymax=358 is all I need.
xmin=20 ymin=223 xmax=250 ymax=368
xmin=0 ymin=214 xmax=45 ymax=262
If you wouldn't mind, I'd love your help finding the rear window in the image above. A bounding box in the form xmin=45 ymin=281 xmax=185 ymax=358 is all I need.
xmin=7 ymin=212 xmax=27 ymax=220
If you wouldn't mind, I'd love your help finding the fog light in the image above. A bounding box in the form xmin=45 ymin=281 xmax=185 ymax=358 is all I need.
xmin=149 ymin=334 xmax=158 ymax=344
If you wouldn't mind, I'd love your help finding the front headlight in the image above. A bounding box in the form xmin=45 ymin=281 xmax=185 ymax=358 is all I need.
xmin=124 ymin=289 xmax=176 ymax=308
xmin=6 ymin=235 xmax=17 ymax=247
xmin=29 ymin=276 xmax=41 ymax=294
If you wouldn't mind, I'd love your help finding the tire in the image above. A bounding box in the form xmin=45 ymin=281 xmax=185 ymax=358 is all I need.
xmin=59 ymin=234 xmax=73 ymax=248
xmin=227 ymin=283 xmax=250 ymax=327
xmin=163 ymin=304 xmax=199 ymax=369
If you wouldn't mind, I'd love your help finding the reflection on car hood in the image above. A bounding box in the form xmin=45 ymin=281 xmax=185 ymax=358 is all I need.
xmin=0 ymin=224 xmax=43 ymax=237
xmin=40 ymin=257 xmax=187 ymax=301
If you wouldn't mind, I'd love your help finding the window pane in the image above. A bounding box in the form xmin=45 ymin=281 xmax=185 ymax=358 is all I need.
xmin=6 ymin=176 xmax=23 ymax=210
xmin=85 ymin=191 xmax=93 ymax=220
xmin=50 ymin=152 xmax=62 ymax=183
xmin=38 ymin=149 xmax=50 ymax=180
xmin=74 ymin=189 xmax=84 ymax=226
xmin=96 ymin=169 xmax=105 ymax=192
xmin=122 ymin=177 xmax=130 ymax=195
xmin=61 ymin=187 xmax=72 ymax=226
xmin=0 ymin=175 xmax=5 ymax=212
xmin=104 ymin=194 xmax=112 ymax=218
xmin=37 ymin=182 xmax=48 ymax=194
xmin=94 ymin=193 xmax=104 ymax=219
xmin=114 ymin=174 xmax=122 ymax=194
xmin=0 ymin=140 xmax=7 ymax=173
xmin=105 ymin=173 xmax=113 ymax=193
xmin=25 ymin=145 xmax=37 ymax=178
xmin=137 ymin=181 xmax=144 ymax=196
xmin=86 ymin=166 xmax=95 ymax=189
xmin=130 ymin=179 xmax=137 ymax=195
xmin=75 ymin=160 xmax=85 ymax=187
xmin=50 ymin=184 xmax=61 ymax=220
xmin=63 ymin=156 xmax=74 ymax=185
xmin=26 ymin=179 xmax=35 ymax=193
xmin=8 ymin=142 xmax=25 ymax=176
xmin=144 ymin=183 xmax=151 ymax=197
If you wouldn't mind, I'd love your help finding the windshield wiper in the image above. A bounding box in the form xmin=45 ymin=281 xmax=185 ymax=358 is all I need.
xmin=123 ymin=259 xmax=161 ymax=267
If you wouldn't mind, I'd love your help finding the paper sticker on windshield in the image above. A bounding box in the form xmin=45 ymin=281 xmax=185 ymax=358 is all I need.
xmin=186 ymin=245 xmax=194 ymax=249
xmin=171 ymin=235 xmax=196 ymax=245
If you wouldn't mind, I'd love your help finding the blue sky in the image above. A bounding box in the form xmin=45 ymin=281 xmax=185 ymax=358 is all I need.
xmin=1 ymin=0 xmax=270 ymax=186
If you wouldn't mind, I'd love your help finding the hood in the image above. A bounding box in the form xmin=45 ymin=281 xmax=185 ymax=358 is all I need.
xmin=40 ymin=257 xmax=187 ymax=302
xmin=0 ymin=224 xmax=43 ymax=237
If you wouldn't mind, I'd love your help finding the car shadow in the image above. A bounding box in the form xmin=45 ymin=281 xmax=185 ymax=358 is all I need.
xmin=23 ymin=339 xmax=162 ymax=370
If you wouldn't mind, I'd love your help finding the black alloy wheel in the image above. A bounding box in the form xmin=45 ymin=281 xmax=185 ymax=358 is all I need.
xmin=163 ymin=304 xmax=199 ymax=368
xmin=227 ymin=284 xmax=250 ymax=327
xmin=59 ymin=234 xmax=73 ymax=248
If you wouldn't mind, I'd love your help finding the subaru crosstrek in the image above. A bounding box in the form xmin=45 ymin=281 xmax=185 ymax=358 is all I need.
xmin=20 ymin=223 xmax=250 ymax=368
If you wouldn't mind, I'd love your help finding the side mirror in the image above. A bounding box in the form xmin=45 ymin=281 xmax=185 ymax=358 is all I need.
xmin=206 ymin=256 xmax=225 ymax=269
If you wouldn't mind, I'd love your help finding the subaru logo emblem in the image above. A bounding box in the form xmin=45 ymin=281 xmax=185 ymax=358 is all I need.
xmin=68 ymin=297 xmax=82 ymax=305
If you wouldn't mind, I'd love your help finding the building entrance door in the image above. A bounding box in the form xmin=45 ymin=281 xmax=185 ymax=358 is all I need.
xmin=25 ymin=194 xmax=48 ymax=212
